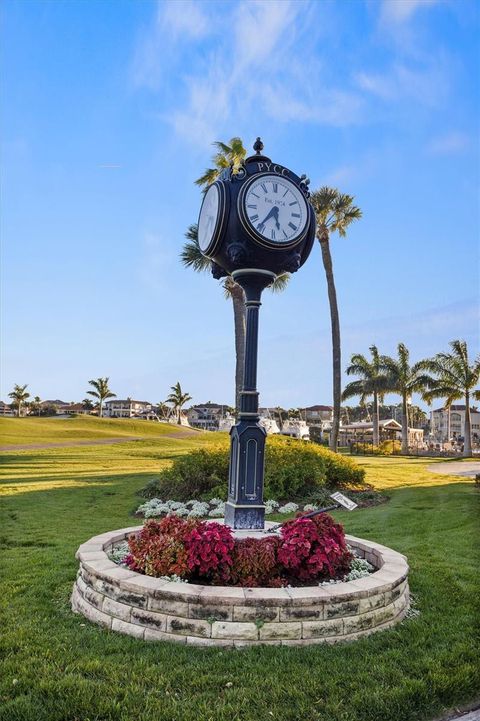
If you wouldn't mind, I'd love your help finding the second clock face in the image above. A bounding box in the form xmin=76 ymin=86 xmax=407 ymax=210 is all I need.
xmin=241 ymin=174 xmax=308 ymax=246
xmin=198 ymin=183 xmax=220 ymax=253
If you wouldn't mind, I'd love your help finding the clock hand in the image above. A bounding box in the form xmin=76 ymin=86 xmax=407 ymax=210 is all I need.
xmin=257 ymin=206 xmax=280 ymax=233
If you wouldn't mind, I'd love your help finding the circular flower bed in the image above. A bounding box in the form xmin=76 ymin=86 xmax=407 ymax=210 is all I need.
xmin=72 ymin=522 xmax=410 ymax=647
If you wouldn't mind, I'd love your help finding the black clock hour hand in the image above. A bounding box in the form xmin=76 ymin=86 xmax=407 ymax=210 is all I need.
xmin=257 ymin=206 xmax=280 ymax=232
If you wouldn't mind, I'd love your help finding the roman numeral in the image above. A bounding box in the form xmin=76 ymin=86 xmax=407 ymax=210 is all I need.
xmin=283 ymin=230 xmax=288 ymax=239
xmin=289 ymin=201 xmax=298 ymax=206
xmin=251 ymin=192 xmax=259 ymax=199
xmin=273 ymin=182 xmax=278 ymax=193
xmin=250 ymin=214 xmax=259 ymax=221
xmin=288 ymin=222 xmax=297 ymax=231
xmin=283 ymin=189 xmax=289 ymax=197
xmin=247 ymin=204 xmax=257 ymax=209
xmin=292 ymin=213 xmax=300 ymax=218
xmin=261 ymin=183 xmax=268 ymax=193
xmin=271 ymin=229 xmax=276 ymax=240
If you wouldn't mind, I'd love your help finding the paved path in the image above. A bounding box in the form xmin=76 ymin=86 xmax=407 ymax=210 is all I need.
xmin=428 ymin=461 xmax=480 ymax=477
xmin=0 ymin=429 xmax=201 ymax=452
xmin=436 ymin=708 xmax=480 ymax=721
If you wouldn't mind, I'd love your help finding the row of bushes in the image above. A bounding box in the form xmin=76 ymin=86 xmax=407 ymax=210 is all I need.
xmin=141 ymin=436 xmax=366 ymax=502
xmin=350 ymin=440 xmax=402 ymax=456
xmin=126 ymin=513 xmax=352 ymax=587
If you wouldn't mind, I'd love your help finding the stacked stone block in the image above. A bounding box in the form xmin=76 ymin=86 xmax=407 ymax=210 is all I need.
xmin=71 ymin=526 xmax=410 ymax=647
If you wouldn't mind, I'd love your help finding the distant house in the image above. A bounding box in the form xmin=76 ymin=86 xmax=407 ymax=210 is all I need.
xmin=103 ymin=399 xmax=152 ymax=418
xmin=430 ymin=405 xmax=480 ymax=443
xmin=0 ymin=401 xmax=14 ymax=416
xmin=38 ymin=400 xmax=71 ymax=415
xmin=300 ymin=405 xmax=334 ymax=424
xmin=63 ymin=403 xmax=91 ymax=415
xmin=187 ymin=403 xmax=228 ymax=431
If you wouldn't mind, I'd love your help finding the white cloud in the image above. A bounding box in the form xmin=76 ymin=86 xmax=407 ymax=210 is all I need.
xmin=162 ymin=0 xmax=209 ymax=39
xmin=132 ymin=0 xmax=210 ymax=90
xmin=132 ymin=0 xmax=364 ymax=147
xmin=380 ymin=0 xmax=441 ymax=25
xmin=426 ymin=131 xmax=470 ymax=155
xmin=355 ymin=58 xmax=448 ymax=107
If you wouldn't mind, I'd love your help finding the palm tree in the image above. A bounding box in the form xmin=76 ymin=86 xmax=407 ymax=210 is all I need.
xmin=342 ymin=346 xmax=390 ymax=446
xmin=156 ymin=402 xmax=170 ymax=420
xmin=183 ymin=137 xmax=289 ymax=412
xmin=166 ymin=382 xmax=192 ymax=424
xmin=195 ymin=137 xmax=247 ymax=189
xmin=422 ymin=340 xmax=480 ymax=457
xmin=86 ymin=377 xmax=116 ymax=418
xmin=8 ymin=384 xmax=30 ymax=417
xmin=310 ymin=187 xmax=362 ymax=452
xmin=31 ymin=395 xmax=42 ymax=416
xmin=381 ymin=343 xmax=432 ymax=454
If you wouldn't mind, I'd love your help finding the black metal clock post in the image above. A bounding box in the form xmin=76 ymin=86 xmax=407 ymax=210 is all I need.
xmin=196 ymin=138 xmax=316 ymax=531
xmin=224 ymin=269 xmax=275 ymax=529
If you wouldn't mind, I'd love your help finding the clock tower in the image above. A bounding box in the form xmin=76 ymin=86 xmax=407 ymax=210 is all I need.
xmin=197 ymin=139 xmax=316 ymax=529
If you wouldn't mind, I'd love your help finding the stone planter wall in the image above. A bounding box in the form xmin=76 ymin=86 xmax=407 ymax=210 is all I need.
xmin=71 ymin=525 xmax=410 ymax=647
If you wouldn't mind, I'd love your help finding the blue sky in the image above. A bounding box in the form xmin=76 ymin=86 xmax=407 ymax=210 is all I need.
xmin=1 ymin=0 xmax=479 ymax=409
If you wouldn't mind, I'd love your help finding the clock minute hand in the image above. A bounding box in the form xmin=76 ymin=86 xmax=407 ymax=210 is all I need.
xmin=257 ymin=206 xmax=280 ymax=233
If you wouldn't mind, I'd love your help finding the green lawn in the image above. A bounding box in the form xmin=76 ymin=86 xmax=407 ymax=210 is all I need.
xmin=0 ymin=419 xmax=478 ymax=721
xmin=0 ymin=415 xmax=207 ymax=445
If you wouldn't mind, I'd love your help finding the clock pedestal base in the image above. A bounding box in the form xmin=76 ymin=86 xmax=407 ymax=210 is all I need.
xmin=225 ymin=269 xmax=275 ymax=532
xmin=224 ymin=502 xmax=265 ymax=530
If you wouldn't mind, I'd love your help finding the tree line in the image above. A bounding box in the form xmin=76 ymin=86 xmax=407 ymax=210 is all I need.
xmin=6 ymin=379 xmax=193 ymax=425
xmin=343 ymin=340 xmax=479 ymax=456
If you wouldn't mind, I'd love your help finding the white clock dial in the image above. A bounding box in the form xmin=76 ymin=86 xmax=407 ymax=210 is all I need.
xmin=243 ymin=175 xmax=308 ymax=244
xmin=198 ymin=184 xmax=220 ymax=252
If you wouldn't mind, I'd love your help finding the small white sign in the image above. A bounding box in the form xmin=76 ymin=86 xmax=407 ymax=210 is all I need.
xmin=330 ymin=492 xmax=358 ymax=511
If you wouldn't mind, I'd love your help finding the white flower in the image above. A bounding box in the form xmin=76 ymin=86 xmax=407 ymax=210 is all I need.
xmin=107 ymin=542 xmax=130 ymax=565
xmin=265 ymin=499 xmax=279 ymax=509
xmin=159 ymin=574 xmax=188 ymax=583
xmin=278 ymin=502 xmax=299 ymax=514
xmin=303 ymin=504 xmax=318 ymax=512
xmin=165 ymin=500 xmax=184 ymax=511
xmin=188 ymin=501 xmax=210 ymax=518
xmin=208 ymin=507 xmax=224 ymax=517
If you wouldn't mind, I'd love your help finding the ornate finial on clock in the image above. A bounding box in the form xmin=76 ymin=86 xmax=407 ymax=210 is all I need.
xmin=253 ymin=137 xmax=264 ymax=155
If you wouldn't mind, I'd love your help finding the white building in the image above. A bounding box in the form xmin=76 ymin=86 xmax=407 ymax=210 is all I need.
xmin=430 ymin=405 xmax=480 ymax=443
xmin=338 ymin=419 xmax=424 ymax=447
xmin=301 ymin=405 xmax=334 ymax=424
xmin=187 ymin=403 xmax=228 ymax=431
xmin=103 ymin=399 xmax=152 ymax=418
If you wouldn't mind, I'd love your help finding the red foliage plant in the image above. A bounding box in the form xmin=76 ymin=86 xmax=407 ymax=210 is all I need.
xmin=229 ymin=536 xmax=283 ymax=587
xmin=126 ymin=512 xmax=352 ymax=587
xmin=186 ymin=521 xmax=234 ymax=582
xmin=126 ymin=516 xmax=198 ymax=578
xmin=278 ymin=513 xmax=352 ymax=582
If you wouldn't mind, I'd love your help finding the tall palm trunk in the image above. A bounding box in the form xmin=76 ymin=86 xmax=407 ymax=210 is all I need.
xmin=464 ymin=392 xmax=472 ymax=457
xmin=372 ymin=391 xmax=380 ymax=446
xmin=99 ymin=400 xmax=103 ymax=418
xmin=229 ymin=281 xmax=246 ymax=414
xmin=17 ymin=402 xmax=22 ymax=418
xmin=401 ymin=392 xmax=409 ymax=454
xmin=319 ymin=235 xmax=341 ymax=452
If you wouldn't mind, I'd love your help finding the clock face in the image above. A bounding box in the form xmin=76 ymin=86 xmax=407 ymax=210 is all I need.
xmin=198 ymin=184 xmax=220 ymax=253
xmin=240 ymin=174 xmax=308 ymax=246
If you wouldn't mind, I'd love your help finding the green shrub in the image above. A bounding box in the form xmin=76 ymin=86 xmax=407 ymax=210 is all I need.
xmin=351 ymin=440 xmax=401 ymax=456
xmin=141 ymin=436 xmax=366 ymax=502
